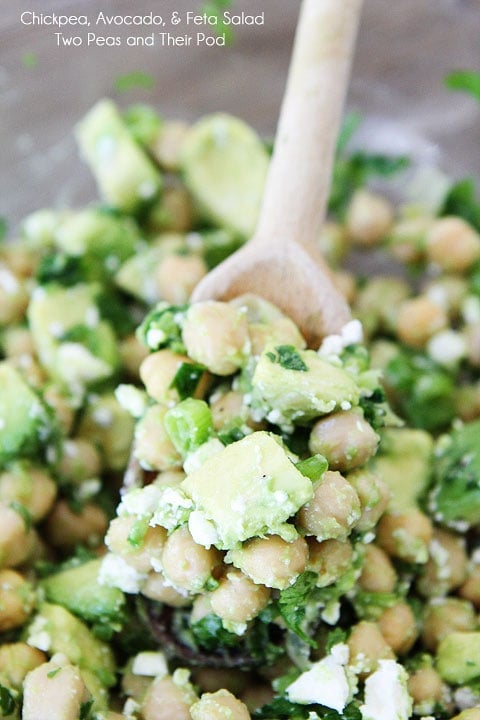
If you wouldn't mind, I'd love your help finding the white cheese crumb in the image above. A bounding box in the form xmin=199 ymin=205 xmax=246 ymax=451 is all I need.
xmin=131 ymin=651 xmax=168 ymax=678
xmin=117 ymin=484 xmax=162 ymax=518
xmin=462 ymin=295 xmax=480 ymax=325
xmin=98 ymin=553 xmax=147 ymax=593
xmin=427 ymin=329 xmax=466 ymax=368
xmin=85 ymin=305 xmax=99 ymax=328
xmin=138 ymin=180 xmax=157 ymax=199
xmin=188 ymin=510 xmax=219 ymax=548
xmin=0 ymin=266 xmax=20 ymax=295
xmin=360 ymin=660 xmax=412 ymax=720
xmin=286 ymin=643 xmax=352 ymax=712
xmin=115 ymin=384 xmax=148 ymax=418
xmin=146 ymin=327 xmax=166 ymax=348
xmin=26 ymin=616 xmax=51 ymax=652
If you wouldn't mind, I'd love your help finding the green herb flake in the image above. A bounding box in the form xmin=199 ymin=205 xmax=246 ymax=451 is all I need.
xmin=114 ymin=71 xmax=155 ymax=93
xmin=266 ymin=345 xmax=308 ymax=372
xmin=127 ymin=516 xmax=150 ymax=548
xmin=171 ymin=362 xmax=206 ymax=400
xmin=10 ymin=502 xmax=33 ymax=531
xmin=47 ymin=667 xmax=62 ymax=679
xmin=276 ymin=571 xmax=318 ymax=647
xmin=191 ymin=613 xmax=239 ymax=651
xmin=80 ymin=698 xmax=94 ymax=720
xmin=0 ymin=685 xmax=16 ymax=715
xmin=445 ymin=70 xmax=480 ymax=102
xmin=325 ymin=627 xmax=348 ymax=653
xmin=441 ymin=177 xmax=480 ymax=232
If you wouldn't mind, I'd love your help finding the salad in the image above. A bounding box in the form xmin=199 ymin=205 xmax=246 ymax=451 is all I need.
xmin=1 ymin=70 xmax=480 ymax=720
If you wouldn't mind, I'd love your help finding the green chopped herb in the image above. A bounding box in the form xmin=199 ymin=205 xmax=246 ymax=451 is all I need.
xmin=276 ymin=571 xmax=318 ymax=647
xmin=36 ymin=253 xmax=87 ymax=287
xmin=114 ymin=71 xmax=155 ymax=93
xmin=295 ymin=454 xmax=328 ymax=481
xmin=325 ymin=627 xmax=348 ymax=653
xmin=191 ymin=613 xmax=239 ymax=651
xmin=47 ymin=667 xmax=62 ymax=679
xmin=127 ymin=516 xmax=150 ymax=548
xmin=441 ymin=177 xmax=480 ymax=232
xmin=266 ymin=345 xmax=308 ymax=372
xmin=0 ymin=685 xmax=16 ymax=716
xmin=445 ymin=70 xmax=480 ymax=102
xmin=170 ymin=362 xmax=206 ymax=400
xmin=10 ymin=501 xmax=33 ymax=531
xmin=80 ymin=698 xmax=94 ymax=720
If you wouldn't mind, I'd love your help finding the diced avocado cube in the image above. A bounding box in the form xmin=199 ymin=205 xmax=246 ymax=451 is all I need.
xmin=54 ymin=209 xmax=141 ymax=277
xmin=0 ymin=363 xmax=52 ymax=466
xmin=40 ymin=559 xmax=125 ymax=627
xmin=180 ymin=113 xmax=269 ymax=238
xmin=76 ymin=99 xmax=162 ymax=214
xmin=77 ymin=393 xmax=135 ymax=471
xmin=252 ymin=345 xmax=360 ymax=426
xmin=25 ymin=603 xmax=116 ymax=686
xmin=28 ymin=284 xmax=119 ymax=392
xmin=181 ymin=431 xmax=313 ymax=550
xmin=372 ymin=428 xmax=433 ymax=511
xmin=437 ymin=632 xmax=480 ymax=684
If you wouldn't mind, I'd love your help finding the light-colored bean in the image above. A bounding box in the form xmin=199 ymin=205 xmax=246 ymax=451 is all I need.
xmin=0 ymin=569 xmax=35 ymax=632
xmin=43 ymin=500 xmax=108 ymax=550
xmin=248 ymin=317 xmax=306 ymax=358
xmin=57 ymin=438 xmax=102 ymax=484
xmin=426 ymin=216 xmax=480 ymax=272
xmin=0 ymin=265 xmax=29 ymax=325
xmin=150 ymin=186 xmax=194 ymax=233
xmin=229 ymin=535 xmax=308 ymax=589
xmin=378 ymin=601 xmax=418 ymax=655
xmin=106 ymin=516 xmax=167 ymax=573
xmin=308 ymin=410 xmax=379 ymax=472
xmin=407 ymin=666 xmax=444 ymax=708
xmin=119 ymin=334 xmax=150 ymax=379
xmin=459 ymin=563 xmax=480 ymax=608
xmin=156 ymin=253 xmax=207 ymax=304
xmin=190 ymin=689 xmax=251 ymax=720
xmin=297 ymin=470 xmax=361 ymax=541
xmin=182 ymin=301 xmax=250 ymax=375
xmin=42 ymin=384 xmax=76 ymax=435
xmin=416 ymin=528 xmax=468 ymax=598
xmin=376 ymin=509 xmax=433 ymax=563
xmin=347 ymin=469 xmax=390 ymax=532
xmin=134 ymin=404 xmax=182 ymax=472
xmin=347 ymin=620 xmax=395 ymax=675
xmin=142 ymin=673 xmax=198 ymax=720
xmin=389 ymin=215 xmax=431 ymax=264
xmin=307 ymin=538 xmax=353 ymax=587
xmin=152 ymin=120 xmax=189 ymax=171
xmin=209 ymin=570 xmax=270 ymax=624
xmin=22 ymin=654 xmax=90 ymax=720
xmin=142 ymin=571 xmax=191 ymax=607
xmin=0 ymin=504 xmax=36 ymax=568
xmin=422 ymin=598 xmax=477 ymax=652
xmin=2 ymin=326 xmax=35 ymax=357
xmin=346 ymin=189 xmax=393 ymax=246
xmin=396 ymin=295 xmax=448 ymax=348
xmin=358 ymin=544 xmax=397 ymax=594
xmin=0 ymin=642 xmax=45 ymax=688
xmin=318 ymin=221 xmax=349 ymax=266
xmin=140 ymin=350 xmax=196 ymax=405
xmin=0 ymin=464 xmax=56 ymax=521
xmin=161 ymin=526 xmax=222 ymax=593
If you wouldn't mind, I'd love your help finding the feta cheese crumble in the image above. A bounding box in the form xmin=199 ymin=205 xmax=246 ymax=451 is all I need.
xmin=286 ymin=643 xmax=353 ymax=712
xmin=360 ymin=660 xmax=412 ymax=720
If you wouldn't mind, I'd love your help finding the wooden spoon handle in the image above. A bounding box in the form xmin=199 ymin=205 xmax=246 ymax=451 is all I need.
xmin=255 ymin=0 xmax=363 ymax=250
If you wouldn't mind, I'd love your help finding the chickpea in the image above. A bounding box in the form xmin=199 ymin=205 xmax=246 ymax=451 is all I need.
xmin=229 ymin=535 xmax=308 ymax=590
xmin=378 ymin=601 xmax=418 ymax=655
xmin=22 ymin=656 xmax=90 ymax=720
xmin=191 ymin=689 xmax=251 ymax=720
xmin=0 ymin=464 xmax=56 ymax=522
xmin=423 ymin=275 xmax=468 ymax=320
xmin=354 ymin=277 xmax=410 ymax=337
xmin=451 ymin=711 xmax=480 ymax=720
xmin=248 ymin=317 xmax=306 ymax=358
xmin=209 ymin=570 xmax=270 ymax=624
xmin=422 ymin=598 xmax=477 ymax=651
xmin=191 ymin=594 xmax=214 ymax=624
xmin=416 ymin=528 xmax=468 ymax=598
xmin=162 ymin=526 xmax=222 ymax=594
xmin=307 ymin=538 xmax=353 ymax=587
xmin=140 ymin=349 xmax=196 ymax=405
xmin=156 ymin=254 xmax=207 ymax=305
xmin=142 ymin=673 xmax=198 ymax=720
xmin=407 ymin=666 xmax=444 ymax=709
xmin=57 ymin=438 xmax=102 ymax=484
xmin=0 ymin=569 xmax=34 ymax=632
xmin=346 ymin=189 xmax=393 ymax=246
xmin=318 ymin=221 xmax=349 ymax=266
xmin=347 ymin=620 xmax=395 ymax=675
xmin=134 ymin=404 xmax=182 ymax=472
xmin=376 ymin=509 xmax=433 ymax=564
xmin=389 ymin=215 xmax=431 ymax=264
xmin=182 ymin=301 xmax=250 ymax=376
xmin=152 ymin=120 xmax=190 ymax=171
xmin=106 ymin=516 xmax=167 ymax=573
xmin=348 ymin=469 xmax=390 ymax=532
xmin=0 ymin=265 xmax=29 ymax=325
xmin=43 ymin=500 xmax=108 ymax=550
xmin=0 ymin=504 xmax=36 ymax=568
xmin=426 ymin=216 xmax=480 ymax=272
xmin=142 ymin=571 xmax=191 ymax=607
xmin=210 ymin=390 xmax=246 ymax=431
xmin=396 ymin=295 xmax=448 ymax=348
xmin=119 ymin=334 xmax=150 ymax=379
xmin=297 ymin=470 xmax=361 ymax=541
xmin=2 ymin=326 xmax=35 ymax=357
xmin=309 ymin=410 xmax=379 ymax=472
xmin=0 ymin=643 xmax=46 ymax=688
xmin=154 ymin=469 xmax=186 ymax=487
xmin=358 ymin=544 xmax=397 ymax=593
xmin=1 ymin=244 xmax=38 ymax=277
xmin=42 ymin=384 xmax=76 ymax=434
xmin=459 ymin=563 xmax=480 ymax=608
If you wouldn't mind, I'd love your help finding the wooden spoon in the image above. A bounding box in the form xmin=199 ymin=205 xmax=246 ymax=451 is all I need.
xmin=191 ymin=0 xmax=363 ymax=348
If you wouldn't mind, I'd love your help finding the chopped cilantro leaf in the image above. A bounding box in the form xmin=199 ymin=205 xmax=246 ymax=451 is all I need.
xmin=127 ymin=517 xmax=150 ymax=548
xmin=441 ymin=177 xmax=480 ymax=232
xmin=10 ymin=501 xmax=33 ymax=531
xmin=276 ymin=571 xmax=318 ymax=647
xmin=171 ymin=362 xmax=206 ymax=400
xmin=80 ymin=698 xmax=94 ymax=720
xmin=266 ymin=345 xmax=307 ymax=372
xmin=0 ymin=685 xmax=16 ymax=715
xmin=445 ymin=70 xmax=480 ymax=102
xmin=253 ymin=697 xmax=311 ymax=719
xmin=191 ymin=613 xmax=239 ymax=651
xmin=325 ymin=627 xmax=348 ymax=653
xmin=36 ymin=252 xmax=87 ymax=287
xmin=47 ymin=667 xmax=62 ymax=678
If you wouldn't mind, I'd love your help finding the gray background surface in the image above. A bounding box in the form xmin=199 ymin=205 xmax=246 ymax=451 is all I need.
xmin=1 ymin=0 xmax=479 ymax=227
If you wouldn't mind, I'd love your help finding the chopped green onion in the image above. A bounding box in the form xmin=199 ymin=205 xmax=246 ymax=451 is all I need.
xmin=295 ymin=455 xmax=328 ymax=481
xmin=164 ymin=398 xmax=214 ymax=455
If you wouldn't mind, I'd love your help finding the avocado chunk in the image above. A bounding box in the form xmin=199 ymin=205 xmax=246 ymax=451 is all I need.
xmin=40 ymin=559 xmax=125 ymax=628
xmin=252 ymin=344 xmax=360 ymax=427
xmin=371 ymin=428 xmax=433 ymax=511
xmin=28 ymin=284 xmax=119 ymax=392
xmin=0 ymin=363 xmax=52 ymax=467
xmin=25 ymin=603 xmax=116 ymax=687
xmin=77 ymin=392 xmax=135 ymax=471
xmin=436 ymin=632 xmax=480 ymax=684
xmin=76 ymin=99 xmax=163 ymax=213
xmin=180 ymin=113 xmax=269 ymax=238
xmin=181 ymin=431 xmax=313 ymax=550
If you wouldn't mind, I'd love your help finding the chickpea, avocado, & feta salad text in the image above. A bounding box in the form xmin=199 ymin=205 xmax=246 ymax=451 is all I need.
xmin=1 ymin=94 xmax=480 ymax=720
